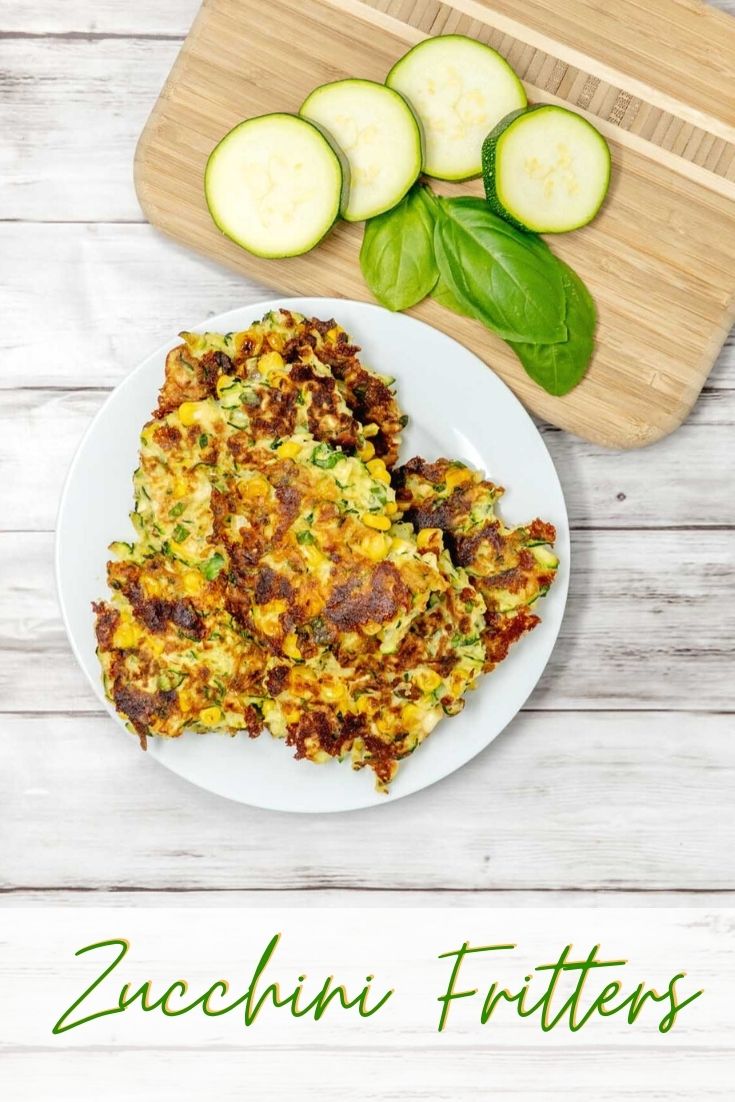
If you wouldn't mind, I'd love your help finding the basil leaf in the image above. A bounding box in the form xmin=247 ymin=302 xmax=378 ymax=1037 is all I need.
xmin=360 ymin=185 xmax=439 ymax=311
xmin=432 ymin=274 xmax=477 ymax=319
xmin=508 ymin=261 xmax=596 ymax=395
xmin=434 ymin=198 xmax=567 ymax=344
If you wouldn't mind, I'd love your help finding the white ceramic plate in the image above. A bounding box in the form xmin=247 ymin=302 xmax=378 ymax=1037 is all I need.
xmin=57 ymin=297 xmax=569 ymax=813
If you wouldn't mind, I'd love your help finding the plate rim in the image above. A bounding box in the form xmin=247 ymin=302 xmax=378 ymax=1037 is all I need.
xmin=55 ymin=295 xmax=570 ymax=814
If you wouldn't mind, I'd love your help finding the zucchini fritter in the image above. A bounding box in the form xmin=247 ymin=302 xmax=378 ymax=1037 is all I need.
xmin=154 ymin=309 xmax=405 ymax=466
xmin=93 ymin=552 xmax=266 ymax=748
xmin=93 ymin=310 xmax=559 ymax=790
xmin=393 ymin=457 xmax=558 ymax=671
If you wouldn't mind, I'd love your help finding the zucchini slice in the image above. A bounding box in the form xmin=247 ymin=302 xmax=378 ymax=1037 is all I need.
xmin=386 ymin=35 xmax=526 ymax=181
xmin=300 ymin=79 xmax=422 ymax=222
xmin=205 ymin=113 xmax=345 ymax=258
xmin=482 ymin=105 xmax=611 ymax=233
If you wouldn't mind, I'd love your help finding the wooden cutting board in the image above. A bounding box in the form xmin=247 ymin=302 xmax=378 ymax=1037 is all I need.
xmin=134 ymin=0 xmax=735 ymax=448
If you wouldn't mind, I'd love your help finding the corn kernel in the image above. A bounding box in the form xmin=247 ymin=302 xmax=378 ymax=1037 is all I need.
xmin=326 ymin=326 xmax=341 ymax=342
xmin=356 ymin=695 xmax=372 ymax=714
xmin=357 ymin=441 xmax=375 ymax=461
xmin=283 ymin=704 xmax=301 ymax=724
xmin=177 ymin=689 xmax=195 ymax=713
xmin=265 ymin=331 xmax=284 ymax=352
xmin=259 ymin=350 xmax=285 ymax=377
xmin=385 ymin=501 xmax=398 ymax=516
xmin=173 ymin=478 xmax=188 ymax=499
xmin=361 ymin=531 xmax=391 ymax=562
xmin=416 ymin=527 xmax=442 ymax=552
xmin=367 ymin=458 xmax=390 ymax=485
xmin=177 ymin=401 xmax=203 ymax=426
xmin=445 ymin=465 xmax=473 ymax=490
xmin=276 ymin=440 xmax=301 ymax=460
xmin=252 ymin=599 xmax=287 ymax=637
xmin=283 ymin=632 xmax=302 ymax=660
xmin=401 ymin=702 xmax=423 ymax=727
xmin=113 ymin=622 xmax=138 ymax=649
xmin=363 ymin=621 xmax=382 ymax=636
xmin=216 ymin=373 xmax=236 ymax=397
xmin=269 ymin=370 xmax=290 ymax=390
xmin=361 ymin=512 xmax=391 ymax=532
xmin=241 ymin=476 xmax=269 ymax=499
xmin=416 ymin=668 xmax=442 ymax=693
xmin=199 ymin=706 xmax=222 ymax=726
xmin=321 ymin=680 xmax=345 ymax=704
xmin=183 ymin=569 xmax=204 ymax=596
xmin=262 ymin=700 xmax=278 ymax=723
xmin=363 ymin=422 xmax=379 ymax=438
xmin=147 ymin=635 xmax=166 ymax=657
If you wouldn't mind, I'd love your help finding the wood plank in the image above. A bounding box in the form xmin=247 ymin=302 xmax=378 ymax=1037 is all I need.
xmin=2 ymin=387 xmax=735 ymax=533
xmin=1 ymin=220 xmax=733 ymax=393
xmin=3 ymin=529 xmax=733 ymax=712
xmin=475 ymin=0 xmax=735 ymax=129
xmin=0 ymin=38 xmax=180 ymax=221
xmin=1 ymin=1048 xmax=733 ymax=1101
xmin=0 ymin=225 xmax=270 ymax=390
xmin=4 ymin=889 xmax=733 ymax=907
xmin=2 ymin=712 xmax=734 ymax=890
xmin=2 ymin=1 xmax=727 ymax=35
xmin=0 ymin=1 xmax=198 ymax=34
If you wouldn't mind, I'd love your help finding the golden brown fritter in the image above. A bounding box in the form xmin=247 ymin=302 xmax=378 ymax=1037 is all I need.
xmin=93 ymin=310 xmax=559 ymax=790
xmin=154 ymin=309 xmax=405 ymax=466
xmin=393 ymin=456 xmax=558 ymax=671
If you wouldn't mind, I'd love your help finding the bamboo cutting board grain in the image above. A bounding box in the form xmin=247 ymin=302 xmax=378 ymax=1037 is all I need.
xmin=134 ymin=0 xmax=735 ymax=448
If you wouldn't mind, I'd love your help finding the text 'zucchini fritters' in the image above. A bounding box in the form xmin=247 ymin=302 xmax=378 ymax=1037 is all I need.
xmin=93 ymin=309 xmax=559 ymax=788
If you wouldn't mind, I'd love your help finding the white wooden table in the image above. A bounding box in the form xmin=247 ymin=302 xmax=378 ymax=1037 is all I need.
xmin=1 ymin=2 xmax=734 ymax=1096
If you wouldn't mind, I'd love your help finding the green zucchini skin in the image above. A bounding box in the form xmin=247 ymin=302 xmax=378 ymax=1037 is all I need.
xmin=482 ymin=105 xmax=611 ymax=234
xmin=482 ymin=107 xmax=531 ymax=231
xmin=204 ymin=113 xmax=346 ymax=259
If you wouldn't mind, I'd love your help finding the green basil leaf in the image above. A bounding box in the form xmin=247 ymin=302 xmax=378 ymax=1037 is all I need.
xmin=432 ymin=274 xmax=477 ymax=319
xmin=434 ymin=198 xmax=567 ymax=344
xmin=360 ymin=185 xmax=439 ymax=311
xmin=508 ymin=261 xmax=596 ymax=395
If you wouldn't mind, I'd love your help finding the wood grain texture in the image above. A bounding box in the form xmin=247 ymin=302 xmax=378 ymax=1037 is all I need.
xmin=133 ymin=0 xmax=735 ymax=448
xmin=0 ymin=1 xmax=200 ymax=34
xmin=6 ymin=889 xmax=734 ymax=906
xmin=3 ymin=529 xmax=734 ymax=714
xmin=4 ymin=0 xmax=732 ymax=35
xmin=3 ymin=713 xmax=734 ymax=890
xmin=2 ymin=222 xmax=734 ymax=391
xmin=2 ymin=1048 xmax=733 ymax=1101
